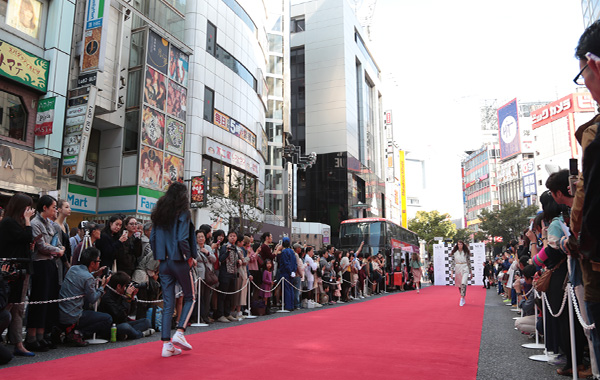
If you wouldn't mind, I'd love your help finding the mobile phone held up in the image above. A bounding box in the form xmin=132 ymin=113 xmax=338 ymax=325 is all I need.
xmin=569 ymin=158 xmax=578 ymax=196
xmin=586 ymin=52 xmax=600 ymax=62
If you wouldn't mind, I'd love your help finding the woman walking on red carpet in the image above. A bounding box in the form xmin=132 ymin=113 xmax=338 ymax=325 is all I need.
xmin=409 ymin=252 xmax=423 ymax=293
xmin=150 ymin=182 xmax=198 ymax=357
xmin=450 ymin=241 xmax=472 ymax=306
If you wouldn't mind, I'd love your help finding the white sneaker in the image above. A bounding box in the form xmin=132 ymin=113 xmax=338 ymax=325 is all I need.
xmin=417 ymin=289 xmax=420 ymax=293
xmin=459 ymin=297 xmax=465 ymax=307
xmin=162 ymin=342 xmax=182 ymax=357
xmin=172 ymin=332 xmax=192 ymax=351
xmin=143 ymin=328 xmax=156 ymax=337
xmin=315 ymin=302 xmax=322 ymax=307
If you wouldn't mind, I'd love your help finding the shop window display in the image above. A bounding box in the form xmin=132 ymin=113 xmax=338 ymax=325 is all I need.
xmin=0 ymin=90 xmax=26 ymax=141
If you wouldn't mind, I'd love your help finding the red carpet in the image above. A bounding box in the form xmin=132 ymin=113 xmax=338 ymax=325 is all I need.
xmin=0 ymin=286 xmax=486 ymax=379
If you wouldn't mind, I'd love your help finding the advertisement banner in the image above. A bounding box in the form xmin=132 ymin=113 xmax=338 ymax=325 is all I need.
xmin=531 ymin=93 xmax=595 ymax=129
xmin=63 ymin=86 xmax=97 ymax=177
xmin=139 ymin=145 xmax=163 ymax=190
xmin=190 ymin=176 xmax=205 ymax=208
xmin=35 ymin=97 xmax=56 ymax=136
xmin=204 ymin=138 xmax=260 ymax=177
xmin=213 ymin=109 xmax=257 ymax=148
xmin=497 ymin=98 xmax=521 ymax=160
xmin=0 ymin=39 xmax=49 ymax=92
xmin=80 ymin=0 xmax=111 ymax=73
xmin=399 ymin=150 xmax=407 ymax=228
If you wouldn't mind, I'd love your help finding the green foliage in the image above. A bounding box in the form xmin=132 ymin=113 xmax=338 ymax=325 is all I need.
xmin=452 ymin=228 xmax=472 ymax=244
xmin=408 ymin=210 xmax=457 ymax=254
xmin=478 ymin=202 xmax=538 ymax=248
xmin=205 ymin=170 xmax=262 ymax=235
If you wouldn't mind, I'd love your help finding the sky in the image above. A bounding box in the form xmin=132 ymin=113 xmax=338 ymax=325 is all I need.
xmin=367 ymin=0 xmax=585 ymax=222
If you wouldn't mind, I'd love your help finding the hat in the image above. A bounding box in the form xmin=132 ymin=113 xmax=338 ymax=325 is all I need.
xmin=282 ymin=237 xmax=290 ymax=245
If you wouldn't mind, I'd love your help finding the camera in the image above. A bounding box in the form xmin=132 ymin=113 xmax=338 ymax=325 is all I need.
xmin=0 ymin=257 xmax=30 ymax=280
xmin=103 ymin=268 xmax=112 ymax=277
xmin=130 ymin=281 xmax=148 ymax=289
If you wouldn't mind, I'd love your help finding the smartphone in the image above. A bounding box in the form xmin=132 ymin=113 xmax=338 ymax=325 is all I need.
xmin=278 ymin=240 xmax=282 ymax=245
xmin=568 ymin=158 xmax=578 ymax=196
xmin=122 ymin=230 xmax=128 ymax=238
xmin=586 ymin=52 xmax=600 ymax=62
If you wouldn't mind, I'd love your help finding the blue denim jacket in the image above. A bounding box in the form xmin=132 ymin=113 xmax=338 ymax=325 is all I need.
xmin=150 ymin=212 xmax=197 ymax=261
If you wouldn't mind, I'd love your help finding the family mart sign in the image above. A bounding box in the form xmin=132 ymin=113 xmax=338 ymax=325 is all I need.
xmin=67 ymin=184 xmax=97 ymax=214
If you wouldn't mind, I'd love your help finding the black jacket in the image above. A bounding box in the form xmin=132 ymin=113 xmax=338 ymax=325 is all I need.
xmin=99 ymin=288 xmax=133 ymax=325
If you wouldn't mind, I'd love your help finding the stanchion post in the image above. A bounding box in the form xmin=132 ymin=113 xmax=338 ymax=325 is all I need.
xmin=191 ymin=278 xmax=208 ymax=327
xmin=567 ymin=283 xmax=578 ymax=380
xmin=522 ymin=292 xmax=544 ymax=349
xmin=529 ymin=291 xmax=550 ymax=361
xmin=87 ymin=279 xmax=108 ymax=344
xmin=246 ymin=278 xmax=257 ymax=319
xmin=277 ymin=278 xmax=289 ymax=313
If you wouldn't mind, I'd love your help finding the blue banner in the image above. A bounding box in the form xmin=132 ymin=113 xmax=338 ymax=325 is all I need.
xmin=497 ymin=99 xmax=521 ymax=160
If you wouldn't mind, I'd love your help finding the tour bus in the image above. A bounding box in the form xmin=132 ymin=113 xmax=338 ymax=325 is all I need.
xmin=339 ymin=217 xmax=419 ymax=273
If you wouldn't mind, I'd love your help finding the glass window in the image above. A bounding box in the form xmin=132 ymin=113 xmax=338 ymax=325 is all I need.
xmin=201 ymin=157 xmax=211 ymax=177
xmin=206 ymin=21 xmax=216 ymax=57
xmin=126 ymin=70 xmax=142 ymax=108
xmin=266 ymin=77 xmax=283 ymax=98
xmin=0 ymin=90 xmax=26 ymax=141
xmin=268 ymin=55 xmax=283 ymax=75
xmin=291 ymin=17 xmax=305 ymax=33
xmin=203 ymin=86 xmax=214 ymax=122
xmin=211 ymin=161 xmax=224 ymax=194
xmin=222 ymin=0 xmax=256 ymax=33
xmin=268 ymin=33 xmax=282 ymax=52
xmin=215 ymin=45 xmax=257 ymax=90
xmin=124 ymin=110 xmax=139 ymax=152
xmin=1 ymin=0 xmax=44 ymax=40
xmin=129 ymin=30 xmax=146 ymax=68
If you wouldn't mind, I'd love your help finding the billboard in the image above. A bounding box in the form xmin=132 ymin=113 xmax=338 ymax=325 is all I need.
xmin=497 ymin=98 xmax=521 ymax=160
xmin=81 ymin=0 xmax=111 ymax=73
xmin=531 ymin=93 xmax=595 ymax=129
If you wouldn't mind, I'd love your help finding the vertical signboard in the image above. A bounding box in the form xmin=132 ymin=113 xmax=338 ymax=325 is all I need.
xmin=521 ymin=159 xmax=536 ymax=206
xmin=81 ymin=0 xmax=112 ymax=73
xmin=497 ymin=98 xmax=521 ymax=160
xmin=35 ymin=97 xmax=56 ymax=136
xmin=63 ymin=86 xmax=98 ymax=177
xmin=190 ymin=176 xmax=205 ymax=208
xmin=139 ymin=29 xmax=188 ymax=192
xmin=399 ymin=150 xmax=407 ymax=228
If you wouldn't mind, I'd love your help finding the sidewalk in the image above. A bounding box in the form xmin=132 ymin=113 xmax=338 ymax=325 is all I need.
xmin=477 ymin=287 xmax=565 ymax=380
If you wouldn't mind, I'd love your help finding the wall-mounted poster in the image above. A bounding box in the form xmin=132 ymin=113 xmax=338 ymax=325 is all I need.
xmin=169 ymin=46 xmax=188 ymax=87
xmin=165 ymin=118 xmax=185 ymax=157
xmin=6 ymin=0 xmax=42 ymax=39
xmin=147 ymin=30 xmax=169 ymax=75
xmin=144 ymin=66 xmax=166 ymax=110
xmin=141 ymin=106 xmax=164 ymax=150
xmin=167 ymin=80 xmax=187 ymax=120
xmin=140 ymin=145 xmax=163 ymax=190
xmin=163 ymin=153 xmax=184 ymax=190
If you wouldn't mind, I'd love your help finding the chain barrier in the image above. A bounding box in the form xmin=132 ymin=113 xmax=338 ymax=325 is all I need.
xmin=568 ymin=284 xmax=596 ymax=331
xmin=12 ymin=294 xmax=84 ymax=306
xmin=542 ymin=289 xmax=568 ymax=318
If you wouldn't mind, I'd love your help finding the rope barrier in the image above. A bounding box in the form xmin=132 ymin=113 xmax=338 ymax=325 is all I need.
xmin=282 ymin=278 xmax=316 ymax=293
xmin=568 ymin=284 xmax=596 ymax=331
xmin=199 ymin=276 xmax=251 ymax=295
xmin=542 ymin=289 xmax=568 ymax=318
xmin=249 ymin=277 xmax=283 ymax=293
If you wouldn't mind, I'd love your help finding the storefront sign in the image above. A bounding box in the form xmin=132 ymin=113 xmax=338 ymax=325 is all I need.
xmin=531 ymin=93 xmax=595 ymax=129
xmin=204 ymin=138 xmax=260 ymax=177
xmin=190 ymin=176 xmax=205 ymax=208
xmin=0 ymin=39 xmax=49 ymax=92
xmin=213 ymin=109 xmax=257 ymax=148
xmin=67 ymin=184 xmax=97 ymax=214
xmin=81 ymin=0 xmax=111 ymax=73
xmin=138 ymin=195 xmax=158 ymax=214
xmin=0 ymin=144 xmax=58 ymax=193
xmin=399 ymin=150 xmax=407 ymax=228
xmin=77 ymin=72 xmax=97 ymax=87
xmin=35 ymin=97 xmax=56 ymax=136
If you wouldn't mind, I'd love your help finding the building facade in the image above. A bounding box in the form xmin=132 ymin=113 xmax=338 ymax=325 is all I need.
xmin=0 ymin=0 xmax=74 ymax=203
xmin=290 ymin=0 xmax=386 ymax=245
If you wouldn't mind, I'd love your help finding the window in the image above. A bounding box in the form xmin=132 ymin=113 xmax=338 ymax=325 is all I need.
xmin=0 ymin=90 xmax=27 ymax=141
xmin=291 ymin=17 xmax=305 ymax=33
xmin=222 ymin=0 xmax=256 ymax=34
xmin=206 ymin=21 xmax=216 ymax=57
xmin=1 ymin=0 xmax=45 ymax=43
xmin=203 ymin=86 xmax=214 ymax=122
xmin=123 ymin=110 xmax=139 ymax=152
xmin=215 ymin=45 xmax=257 ymax=90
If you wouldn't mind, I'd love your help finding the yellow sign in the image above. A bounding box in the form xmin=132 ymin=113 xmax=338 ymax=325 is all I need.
xmin=0 ymin=39 xmax=49 ymax=92
xmin=466 ymin=218 xmax=481 ymax=227
xmin=399 ymin=150 xmax=407 ymax=228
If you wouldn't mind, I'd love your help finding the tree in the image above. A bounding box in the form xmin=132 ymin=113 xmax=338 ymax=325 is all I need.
xmin=453 ymin=228 xmax=472 ymax=244
xmin=408 ymin=210 xmax=457 ymax=255
xmin=478 ymin=202 xmax=538 ymax=248
xmin=205 ymin=169 xmax=263 ymax=235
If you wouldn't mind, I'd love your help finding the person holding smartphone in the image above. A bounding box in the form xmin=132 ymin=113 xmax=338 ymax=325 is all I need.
xmin=117 ymin=216 xmax=143 ymax=276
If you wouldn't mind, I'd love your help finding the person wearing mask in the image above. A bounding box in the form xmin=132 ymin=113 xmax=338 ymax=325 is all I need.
xmin=150 ymin=182 xmax=198 ymax=357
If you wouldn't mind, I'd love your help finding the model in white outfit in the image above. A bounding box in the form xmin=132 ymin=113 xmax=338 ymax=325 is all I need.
xmin=450 ymin=241 xmax=472 ymax=306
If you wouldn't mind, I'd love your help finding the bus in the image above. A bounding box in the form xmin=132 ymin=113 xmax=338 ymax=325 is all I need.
xmin=339 ymin=217 xmax=419 ymax=273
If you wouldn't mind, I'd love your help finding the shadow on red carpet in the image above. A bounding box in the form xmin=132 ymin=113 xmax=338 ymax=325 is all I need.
xmin=0 ymin=286 xmax=486 ymax=380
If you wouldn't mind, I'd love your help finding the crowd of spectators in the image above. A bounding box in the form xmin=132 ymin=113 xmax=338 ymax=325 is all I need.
xmin=0 ymin=190 xmax=425 ymax=364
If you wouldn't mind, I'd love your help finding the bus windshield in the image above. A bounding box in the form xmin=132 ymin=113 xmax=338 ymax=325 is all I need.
xmin=339 ymin=221 xmax=385 ymax=249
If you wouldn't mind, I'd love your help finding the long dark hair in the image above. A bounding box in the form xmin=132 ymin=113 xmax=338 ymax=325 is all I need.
xmin=5 ymin=193 xmax=33 ymax=227
xmin=151 ymin=182 xmax=190 ymax=229
xmin=102 ymin=214 xmax=123 ymax=236
xmin=451 ymin=240 xmax=470 ymax=257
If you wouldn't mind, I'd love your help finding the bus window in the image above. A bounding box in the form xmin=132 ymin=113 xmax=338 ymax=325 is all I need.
xmin=368 ymin=222 xmax=385 ymax=247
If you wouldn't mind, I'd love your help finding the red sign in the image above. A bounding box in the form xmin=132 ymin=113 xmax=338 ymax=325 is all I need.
xmin=531 ymin=93 xmax=595 ymax=129
xmin=190 ymin=175 xmax=205 ymax=208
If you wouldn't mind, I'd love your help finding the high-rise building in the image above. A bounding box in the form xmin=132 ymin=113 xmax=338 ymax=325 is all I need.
xmin=290 ymin=0 xmax=386 ymax=245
